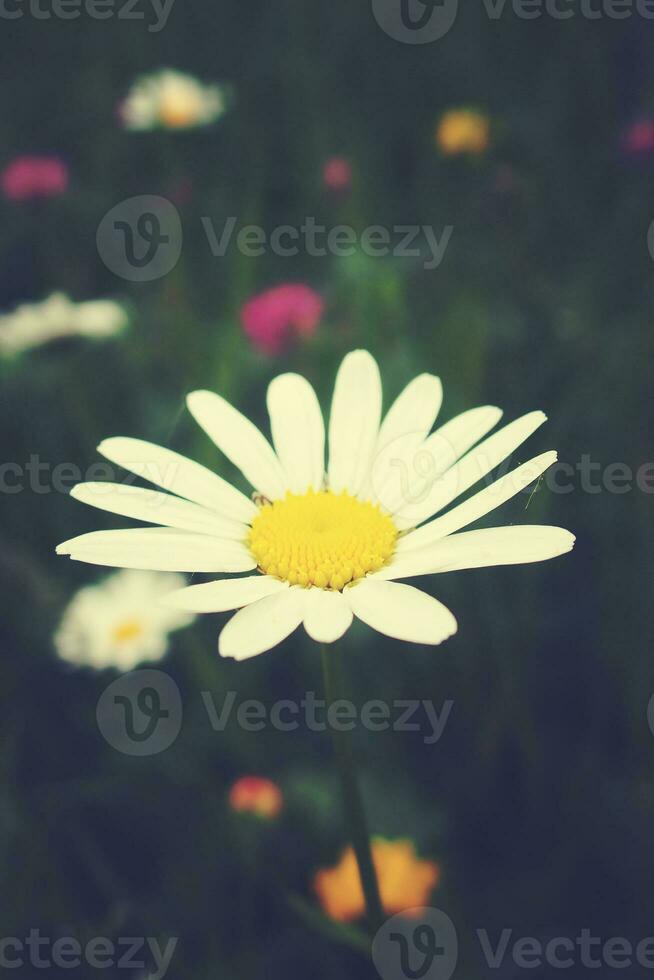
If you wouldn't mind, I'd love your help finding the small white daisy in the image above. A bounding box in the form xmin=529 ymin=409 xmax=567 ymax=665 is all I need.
xmin=54 ymin=569 xmax=194 ymax=670
xmin=120 ymin=69 xmax=227 ymax=131
xmin=0 ymin=293 xmax=127 ymax=357
xmin=56 ymin=350 xmax=575 ymax=661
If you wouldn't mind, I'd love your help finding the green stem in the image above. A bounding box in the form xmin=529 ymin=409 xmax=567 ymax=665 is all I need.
xmin=285 ymin=891 xmax=371 ymax=955
xmin=320 ymin=643 xmax=384 ymax=933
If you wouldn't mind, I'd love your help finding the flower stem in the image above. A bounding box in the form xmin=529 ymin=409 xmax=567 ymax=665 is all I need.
xmin=320 ymin=643 xmax=384 ymax=933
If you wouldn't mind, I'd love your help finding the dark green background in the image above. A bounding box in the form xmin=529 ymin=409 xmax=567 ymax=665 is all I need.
xmin=1 ymin=2 xmax=654 ymax=976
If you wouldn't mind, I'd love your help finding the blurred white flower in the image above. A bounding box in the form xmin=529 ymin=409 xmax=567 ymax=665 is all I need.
xmin=120 ymin=69 xmax=227 ymax=131
xmin=54 ymin=569 xmax=194 ymax=670
xmin=0 ymin=293 xmax=128 ymax=357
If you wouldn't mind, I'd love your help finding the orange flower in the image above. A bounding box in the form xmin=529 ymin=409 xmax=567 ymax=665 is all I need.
xmin=314 ymin=838 xmax=440 ymax=922
xmin=228 ymin=776 xmax=283 ymax=820
xmin=436 ymin=109 xmax=490 ymax=156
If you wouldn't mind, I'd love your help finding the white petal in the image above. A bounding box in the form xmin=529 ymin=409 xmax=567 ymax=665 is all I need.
xmin=327 ymin=350 xmax=382 ymax=496
xmin=98 ymin=437 xmax=256 ymax=524
xmin=398 ymin=451 xmax=557 ymax=553
xmin=345 ymin=580 xmax=457 ymax=645
xmin=393 ymin=411 xmax=546 ymax=529
xmin=187 ymin=390 xmax=286 ymax=500
xmin=303 ymin=588 xmax=353 ymax=643
xmin=56 ymin=528 xmax=256 ymax=573
xmin=375 ymin=373 xmax=443 ymax=453
xmin=370 ymin=405 xmax=502 ymax=516
xmin=374 ymin=525 xmax=576 ymax=580
xmin=70 ymin=483 xmax=247 ymax=539
xmin=427 ymin=405 xmax=503 ymax=463
xmin=165 ymin=575 xmax=288 ymax=612
xmin=266 ymin=373 xmax=325 ymax=493
xmin=218 ymin=588 xmax=305 ymax=660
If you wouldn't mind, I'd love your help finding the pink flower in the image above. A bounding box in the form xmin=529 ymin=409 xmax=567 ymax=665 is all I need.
xmin=1 ymin=156 xmax=68 ymax=201
xmin=241 ymin=284 xmax=324 ymax=355
xmin=622 ymin=118 xmax=654 ymax=157
xmin=228 ymin=776 xmax=283 ymax=820
xmin=322 ymin=156 xmax=352 ymax=192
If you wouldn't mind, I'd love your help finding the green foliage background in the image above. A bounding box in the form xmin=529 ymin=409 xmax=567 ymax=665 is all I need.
xmin=1 ymin=2 xmax=654 ymax=977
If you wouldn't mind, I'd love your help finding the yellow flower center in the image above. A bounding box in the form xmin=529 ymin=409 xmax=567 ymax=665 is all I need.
xmin=249 ymin=489 xmax=398 ymax=590
xmin=111 ymin=618 xmax=144 ymax=644
xmin=159 ymin=93 xmax=201 ymax=128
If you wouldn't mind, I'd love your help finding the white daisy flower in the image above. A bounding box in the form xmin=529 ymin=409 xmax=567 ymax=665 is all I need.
xmin=0 ymin=293 xmax=128 ymax=357
xmin=120 ymin=69 xmax=227 ymax=131
xmin=56 ymin=350 xmax=575 ymax=661
xmin=54 ymin=569 xmax=194 ymax=670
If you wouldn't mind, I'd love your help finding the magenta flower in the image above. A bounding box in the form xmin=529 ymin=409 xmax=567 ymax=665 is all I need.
xmin=1 ymin=156 xmax=68 ymax=201
xmin=322 ymin=156 xmax=352 ymax=193
xmin=241 ymin=284 xmax=324 ymax=355
xmin=622 ymin=118 xmax=654 ymax=158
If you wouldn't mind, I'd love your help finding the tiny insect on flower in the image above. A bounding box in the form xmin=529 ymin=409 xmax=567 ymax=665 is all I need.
xmin=56 ymin=349 xmax=575 ymax=661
